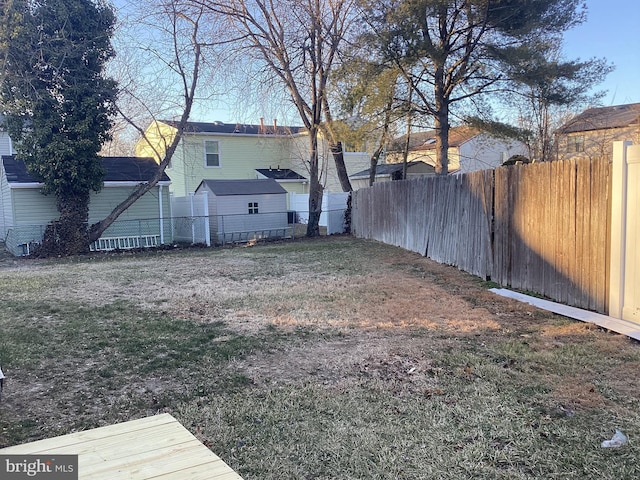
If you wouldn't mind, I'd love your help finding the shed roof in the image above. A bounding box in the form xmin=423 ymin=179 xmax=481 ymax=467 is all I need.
xmin=388 ymin=126 xmax=479 ymax=152
xmin=1 ymin=155 xmax=170 ymax=184
xmin=350 ymin=161 xmax=435 ymax=179
xmin=255 ymin=168 xmax=306 ymax=180
xmin=197 ymin=179 xmax=287 ymax=196
xmin=557 ymin=103 xmax=640 ymax=134
xmin=161 ymin=120 xmax=305 ymax=136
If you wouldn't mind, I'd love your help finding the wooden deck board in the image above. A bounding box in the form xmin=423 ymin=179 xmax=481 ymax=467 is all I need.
xmin=490 ymin=288 xmax=640 ymax=341
xmin=0 ymin=414 xmax=243 ymax=479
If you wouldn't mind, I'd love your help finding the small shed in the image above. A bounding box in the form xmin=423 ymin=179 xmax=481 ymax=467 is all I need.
xmin=195 ymin=179 xmax=289 ymax=243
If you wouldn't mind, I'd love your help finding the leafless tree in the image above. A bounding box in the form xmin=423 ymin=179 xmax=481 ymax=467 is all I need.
xmin=197 ymin=0 xmax=357 ymax=236
xmin=89 ymin=0 xmax=218 ymax=242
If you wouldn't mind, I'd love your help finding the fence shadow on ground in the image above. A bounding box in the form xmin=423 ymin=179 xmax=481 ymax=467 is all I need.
xmin=352 ymin=158 xmax=611 ymax=314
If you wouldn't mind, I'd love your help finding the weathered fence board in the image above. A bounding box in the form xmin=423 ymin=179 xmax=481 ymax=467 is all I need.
xmin=352 ymin=171 xmax=494 ymax=278
xmin=352 ymin=158 xmax=611 ymax=313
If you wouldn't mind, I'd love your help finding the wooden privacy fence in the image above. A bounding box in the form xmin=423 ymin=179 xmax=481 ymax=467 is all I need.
xmin=352 ymin=158 xmax=611 ymax=313
xmin=352 ymin=171 xmax=494 ymax=278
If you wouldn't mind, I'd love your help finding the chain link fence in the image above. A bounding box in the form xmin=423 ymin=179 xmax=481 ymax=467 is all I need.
xmin=3 ymin=207 xmax=348 ymax=256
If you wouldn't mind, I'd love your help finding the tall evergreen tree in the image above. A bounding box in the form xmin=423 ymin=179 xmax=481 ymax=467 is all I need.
xmin=0 ymin=0 xmax=117 ymax=255
xmin=360 ymin=0 xmax=591 ymax=174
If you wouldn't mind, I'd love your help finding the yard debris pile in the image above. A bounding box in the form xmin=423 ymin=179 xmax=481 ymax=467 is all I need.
xmin=601 ymin=429 xmax=628 ymax=448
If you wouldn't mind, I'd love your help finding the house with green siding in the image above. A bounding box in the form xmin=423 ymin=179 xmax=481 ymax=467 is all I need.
xmin=135 ymin=119 xmax=372 ymax=196
xmin=0 ymin=154 xmax=171 ymax=255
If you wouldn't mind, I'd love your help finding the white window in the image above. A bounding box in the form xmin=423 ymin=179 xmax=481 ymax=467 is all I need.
xmin=571 ymin=135 xmax=585 ymax=153
xmin=248 ymin=202 xmax=259 ymax=214
xmin=204 ymin=140 xmax=220 ymax=167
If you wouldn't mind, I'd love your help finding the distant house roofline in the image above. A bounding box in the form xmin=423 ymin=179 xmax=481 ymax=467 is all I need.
xmin=388 ymin=126 xmax=480 ymax=153
xmin=159 ymin=120 xmax=306 ymax=136
xmin=350 ymin=161 xmax=435 ymax=179
xmin=557 ymin=103 xmax=640 ymax=134
xmin=255 ymin=168 xmax=306 ymax=181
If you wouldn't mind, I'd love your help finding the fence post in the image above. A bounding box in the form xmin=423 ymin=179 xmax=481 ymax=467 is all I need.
xmin=158 ymin=185 xmax=164 ymax=245
xmin=189 ymin=192 xmax=195 ymax=244
xmin=202 ymin=190 xmax=211 ymax=247
xmin=169 ymin=192 xmax=175 ymax=245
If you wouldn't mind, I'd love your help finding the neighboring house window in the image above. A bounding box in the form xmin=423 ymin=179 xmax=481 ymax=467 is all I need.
xmin=248 ymin=202 xmax=259 ymax=214
xmin=204 ymin=140 xmax=220 ymax=167
xmin=572 ymin=135 xmax=585 ymax=153
xmin=343 ymin=140 xmax=367 ymax=153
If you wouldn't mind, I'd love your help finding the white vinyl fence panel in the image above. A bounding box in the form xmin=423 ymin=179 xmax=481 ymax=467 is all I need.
xmin=171 ymin=191 xmax=210 ymax=246
xmin=288 ymin=192 xmax=349 ymax=235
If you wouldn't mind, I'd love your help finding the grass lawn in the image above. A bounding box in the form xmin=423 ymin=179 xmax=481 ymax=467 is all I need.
xmin=1 ymin=236 xmax=639 ymax=479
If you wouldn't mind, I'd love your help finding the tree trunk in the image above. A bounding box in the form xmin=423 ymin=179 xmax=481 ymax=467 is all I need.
xmin=434 ymin=68 xmax=450 ymax=175
xmin=369 ymin=147 xmax=381 ymax=186
xmin=306 ymin=127 xmax=323 ymax=237
xmin=369 ymin=96 xmax=394 ymax=186
xmin=329 ymin=141 xmax=353 ymax=192
xmin=36 ymin=192 xmax=91 ymax=257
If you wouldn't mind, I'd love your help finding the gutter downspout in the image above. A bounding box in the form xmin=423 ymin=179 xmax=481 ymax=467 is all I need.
xmin=158 ymin=184 xmax=164 ymax=245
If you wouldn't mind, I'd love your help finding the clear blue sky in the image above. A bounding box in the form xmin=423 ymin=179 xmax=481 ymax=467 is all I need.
xmin=562 ymin=0 xmax=640 ymax=105
xmin=111 ymin=0 xmax=640 ymax=123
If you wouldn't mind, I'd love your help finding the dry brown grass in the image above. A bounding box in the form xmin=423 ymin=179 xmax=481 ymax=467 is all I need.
xmin=1 ymin=237 xmax=639 ymax=479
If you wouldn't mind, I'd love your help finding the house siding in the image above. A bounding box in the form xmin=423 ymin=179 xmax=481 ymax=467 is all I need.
xmin=88 ymin=185 xmax=172 ymax=241
xmin=558 ymin=126 xmax=640 ymax=161
xmin=134 ymin=121 xmax=177 ymax=162
xmin=8 ymin=185 xmax=169 ymax=226
xmin=164 ymin=132 xmax=294 ymax=196
xmin=0 ymin=132 xmax=12 ymax=156
xmin=0 ymin=160 xmax=13 ymax=239
xmin=87 ymin=186 xmax=168 ymax=223
xmin=2 ymin=185 xmax=171 ymax=243
xmin=386 ymin=147 xmax=461 ymax=169
xmin=12 ymin=188 xmax=59 ymax=226
xmin=325 ymin=152 xmax=370 ymax=192
xmin=386 ymin=136 xmax=527 ymax=173
xmin=140 ymin=122 xmax=365 ymax=197
xmin=458 ymin=135 xmax=528 ymax=173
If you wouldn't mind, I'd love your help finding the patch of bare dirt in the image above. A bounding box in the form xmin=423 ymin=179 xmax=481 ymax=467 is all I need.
xmin=233 ymin=332 xmax=448 ymax=398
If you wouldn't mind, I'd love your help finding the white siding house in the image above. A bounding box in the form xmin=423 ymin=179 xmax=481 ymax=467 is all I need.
xmin=386 ymin=126 xmax=529 ymax=173
xmin=196 ymin=179 xmax=289 ymax=243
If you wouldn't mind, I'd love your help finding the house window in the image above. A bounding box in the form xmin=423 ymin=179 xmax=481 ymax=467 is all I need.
xmin=248 ymin=202 xmax=259 ymax=214
xmin=572 ymin=135 xmax=585 ymax=153
xmin=343 ymin=140 xmax=367 ymax=153
xmin=204 ymin=140 xmax=220 ymax=167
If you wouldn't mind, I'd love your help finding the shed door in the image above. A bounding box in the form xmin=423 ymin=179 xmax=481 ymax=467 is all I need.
xmin=611 ymin=142 xmax=640 ymax=323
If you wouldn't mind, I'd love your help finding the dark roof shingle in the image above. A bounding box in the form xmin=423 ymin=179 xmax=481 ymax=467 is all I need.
xmin=1 ymin=156 xmax=169 ymax=184
xmin=255 ymin=168 xmax=306 ymax=180
xmin=350 ymin=161 xmax=434 ymax=178
xmin=197 ymin=179 xmax=287 ymax=196
xmin=557 ymin=103 xmax=640 ymax=134
xmin=161 ymin=120 xmax=305 ymax=135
